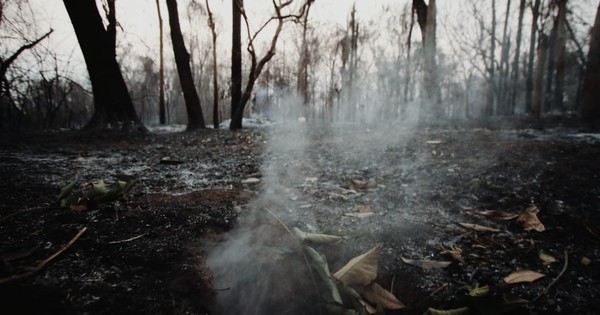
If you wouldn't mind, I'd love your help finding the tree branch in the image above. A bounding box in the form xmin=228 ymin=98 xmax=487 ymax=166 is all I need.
xmin=0 ymin=29 xmax=54 ymax=81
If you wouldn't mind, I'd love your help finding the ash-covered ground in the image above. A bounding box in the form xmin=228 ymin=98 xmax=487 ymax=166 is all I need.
xmin=1 ymin=119 xmax=599 ymax=314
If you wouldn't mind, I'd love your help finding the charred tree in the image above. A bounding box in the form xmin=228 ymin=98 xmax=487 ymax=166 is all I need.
xmin=412 ymin=0 xmax=428 ymax=42
xmin=62 ymin=0 xmax=143 ymax=130
xmin=165 ymin=0 xmax=205 ymax=130
xmin=581 ymin=1 xmax=600 ymax=122
xmin=296 ymin=0 xmax=313 ymax=107
xmin=498 ymin=0 xmax=511 ymax=114
xmin=104 ymin=0 xmax=117 ymax=56
xmin=231 ymin=0 xmax=243 ymax=123
xmin=525 ymin=0 xmax=541 ymax=114
xmin=230 ymin=0 xmax=311 ymax=130
xmin=532 ymin=34 xmax=548 ymax=119
xmin=413 ymin=0 xmax=441 ymax=120
xmin=206 ymin=0 xmax=220 ymax=129
xmin=155 ymin=0 xmax=166 ymax=124
xmin=485 ymin=0 xmax=497 ymax=116
xmin=509 ymin=0 xmax=526 ymax=114
xmin=554 ymin=0 xmax=567 ymax=112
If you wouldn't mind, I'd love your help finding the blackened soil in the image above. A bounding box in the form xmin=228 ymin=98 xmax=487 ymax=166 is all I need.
xmin=0 ymin=123 xmax=599 ymax=315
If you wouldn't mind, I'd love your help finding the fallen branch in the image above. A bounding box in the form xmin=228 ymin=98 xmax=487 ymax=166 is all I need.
xmin=535 ymin=250 xmax=568 ymax=301
xmin=0 ymin=227 xmax=87 ymax=285
xmin=108 ymin=233 xmax=146 ymax=244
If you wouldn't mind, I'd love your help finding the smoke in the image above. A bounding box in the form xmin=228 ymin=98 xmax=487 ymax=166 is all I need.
xmin=207 ymin=96 xmax=321 ymax=315
xmin=206 ymin=88 xmax=424 ymax=314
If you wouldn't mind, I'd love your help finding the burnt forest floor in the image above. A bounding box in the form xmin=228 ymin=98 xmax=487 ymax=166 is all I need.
xmin=0 ymin=118 xmax=599 ymax=315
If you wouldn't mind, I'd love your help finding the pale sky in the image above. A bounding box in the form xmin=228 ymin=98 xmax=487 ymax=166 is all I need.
xmin=11 ymin=0 xmax=600 ymax=85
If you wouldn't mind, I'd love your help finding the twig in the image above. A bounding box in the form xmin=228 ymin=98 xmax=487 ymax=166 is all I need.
xmin=0 ymin=227 xmax=87 ymax=285
xmin=263 ymin=207 xmax=323 ymax=315
xmin=108 ymin=233 xmax=146 ymax=244
xmin=535 ymin=250 xmax=569 ymax=301
xmin=416 ymin=283 xmax=449 ymax=309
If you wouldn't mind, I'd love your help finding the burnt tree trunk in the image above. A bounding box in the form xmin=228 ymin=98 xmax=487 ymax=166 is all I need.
xmin=509 ymin=0 xmax=526 ymax=114
xmin=231 ymin=0 xmax=243 ymax=125
xmin=155 ymin=0 xmax=166 ymax=124
xmin=554 ymin=0 xmax=568 ymax=112
xmin=486 ymin=0 xmax=497 ymax=116
xmin=165 ymin=0 xmax=205 ymax=130
xmin=525 ymin=0 xmax=541 ymax=114
xmin=63 ymin=0 xmax=143 ymax=130
xmin=206 ymin=0 xmax=219 ymax=129
xmin=581 ymin=1 xmax=600 ymax=122
xmin=532 ymin=34 xmax=548 ymax=119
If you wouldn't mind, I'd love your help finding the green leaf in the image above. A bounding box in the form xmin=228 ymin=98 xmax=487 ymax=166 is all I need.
xmin=539 ymin=251 xmax=557 ymax=265
xmin=468 ymin=284 xmax=489 ymax=297
xmin=304 ymin=246 xmax=343 ymax=304
xmin=57 ymin=180 xmax=77 ymax=203
xmin=293 ymin=227 xmax=343 ymax=245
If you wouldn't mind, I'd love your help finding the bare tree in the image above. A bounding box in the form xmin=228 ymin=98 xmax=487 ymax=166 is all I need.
xmin=581 ymin=1 xmax=600 ymax=122
xmin=165 ymin=0 xmax=206 ymax=130
xmin=526 ymin=0 xmax=541 ymax=114
xmin=413 ymin=0 xmax=441 ymax=120
xmin=553 ymin=0 xmax=568 ymax=112
xmin=230 ymin=0 xmax=312 ymax=130
xmin=532 ymin=33 xmax=548 ymax=119
xmin=63 ymin=0 xmax=143 ymax=130
xmin=231 ymin=0 xmax=242 ymax=123
xmin=206 ymin=0 xmax=219 ymax=128
xmin=155 ymin=0 xmax=166 ymax=124
xmin=296 ymin=0 xmax=314 ymax=107
xmin=509 ymin=0 xmax=526 ymax=114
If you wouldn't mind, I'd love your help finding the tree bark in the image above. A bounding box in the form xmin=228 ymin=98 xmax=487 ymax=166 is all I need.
xmin=498 ymin=0 xmax=511 ymax=114
xmin=296 ymin=1 xmax=312 ymax=107
xmin=230 ymin=0 xmax=310 ymax=130
xmin=417 ymin=0 xmax=441 ymax=121
xmin=509 ymin=0 xmax=526 ymax=114
xmin=63 ymin=0 xmax=142 ymax=130
xmin=554 ymin=0 xmax=567 ymax=112
xmin=231 ymin=0 xmax=243 ymax=123
xmin=412 ymin=0 xmax=428 ymax=42
xmin=544 ymin=15 xmax=559 ymax=112
xmin=581 ymin=1 xmax=600 ymax=122
xmin=525 ymin=0 xmax=541 ymax=114
xmin=105 ymin=0 xmax=116 ymax=57
xmin=155 ymin=0 xmax=166 ymax=125
xmin=165 ymin=0 xmax=205 ymax=130
xmin=532 ymin=34 xmax=548 ymax=119
xmin=206 ymin=0 xmax=219 ymax=129
xmin=486 ymin=0 xmax=497 ymax=116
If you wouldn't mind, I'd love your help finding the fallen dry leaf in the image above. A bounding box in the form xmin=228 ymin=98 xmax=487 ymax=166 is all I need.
xmin=305 ymin=177 xmax=318 ymax=183
xmin=350 ymin=178 xmax=377 ymax=190
xmin=503 ymin=270 xmax=544 ymax=284
xmin=476 ymin=209 xmax=519 ymax=220
xmin=345 ymin=204 xmax=375 ymax=218
xmin=539 ymin=251 xmax=557 ymax=265
xmin=401 ymin=257 xmax=452 ymax=269
xmin=440 ymin=246 xmax=465 ymax=263
xmin=459 ymin=222 xmax=501 ymax=233
xmin=334 ymin=245 xmax=381 ymax=286
xmin=581 ymin=256 xmax=591 ymax=266
xmin=355 ymin=282 xmax=405 ymax=310
xmin=517 ymin=204 xmax=545 ymax=232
